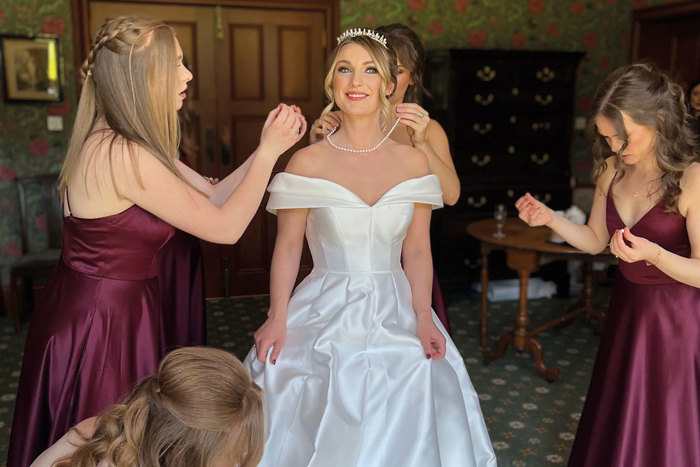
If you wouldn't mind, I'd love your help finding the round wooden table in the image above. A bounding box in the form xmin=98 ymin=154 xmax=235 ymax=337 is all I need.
xmin=467 ymin=217 xmax=612 ymax=381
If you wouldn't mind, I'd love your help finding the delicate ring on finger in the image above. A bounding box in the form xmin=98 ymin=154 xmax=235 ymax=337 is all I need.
xmin=418 ymin=112 xmax=425 ymax=118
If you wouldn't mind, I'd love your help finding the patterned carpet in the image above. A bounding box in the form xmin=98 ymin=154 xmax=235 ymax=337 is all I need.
xmin=0 ymin=287 xmax=611 ymax=466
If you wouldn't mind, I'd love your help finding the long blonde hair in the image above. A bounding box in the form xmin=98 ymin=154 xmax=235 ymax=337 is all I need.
xmin=58 ymin=16 xmax=189 ymax=199
xmin=321 ymin=32 xmax=398 ymax=133
xmin=54 ymin=347 xmax=264 ymax=467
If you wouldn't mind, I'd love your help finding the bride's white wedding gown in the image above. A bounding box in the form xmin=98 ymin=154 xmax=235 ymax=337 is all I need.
xmin=244 ymin=173 xmax=496 ymax=467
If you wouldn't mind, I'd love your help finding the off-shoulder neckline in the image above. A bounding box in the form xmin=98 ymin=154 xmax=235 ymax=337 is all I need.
xmin=273 ymin=173 xmax=437 ymax=208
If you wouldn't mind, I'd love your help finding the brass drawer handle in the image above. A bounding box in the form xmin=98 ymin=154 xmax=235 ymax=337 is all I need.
xmin=467 ymin=196 xmax=487 ymax=208
xmin=531 ymin=122 xmax=552 ymax=131
xmin=530 ymin=153 xmax=550 ymax=164
xmin=476 ymin=66 xmax=496 ymax=81
xmin=536 ymin=67 xmax=555 ymax=82
xmin=472 ymin=123 xmax=492 ymax=134
xmin=535 ymin=94 xmax=553 ymax=106
xmin=470 ymin=154 xmax=491 ymax=166
xmin=534 ymin=193 xmax=552 ymax=203
xmin=475 ymin=93 xmax=494 ymax=106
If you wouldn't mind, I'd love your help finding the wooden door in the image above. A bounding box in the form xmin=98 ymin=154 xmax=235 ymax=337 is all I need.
xmin=213 ymin=8 xmax=325 ymax=296
xmin=75 ymin=0 xmax=338 ymax=297
xmin=632 ymin=2 xmax=700 ymax=88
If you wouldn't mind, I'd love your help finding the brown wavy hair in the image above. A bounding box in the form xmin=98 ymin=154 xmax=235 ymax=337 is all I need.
xmin=590 ymin=63 xmax=700 ymax=213
xmin=58 ymin=16 xmax=194 ymax=200
xmin=54 ymin=347 xmax=264 ymax=467
xmin=375 ymin=23 xmax=429 ymax=104
xmin=321 ymin=30 xmax=398 ymax=133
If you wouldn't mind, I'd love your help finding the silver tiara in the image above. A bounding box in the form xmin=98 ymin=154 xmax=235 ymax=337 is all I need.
xmin=337 ymin=28 xmax=388 ymax=49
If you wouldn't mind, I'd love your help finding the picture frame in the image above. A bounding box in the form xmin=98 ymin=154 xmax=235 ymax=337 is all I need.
xmin=0 ymin=35 xmax=62 ymax=103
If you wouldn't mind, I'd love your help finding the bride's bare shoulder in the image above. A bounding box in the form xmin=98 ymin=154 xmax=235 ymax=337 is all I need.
xmin=285 ymin=140 xmax=332 ymax=177
xmin=386 ymin=140 xmax=429 ymax=176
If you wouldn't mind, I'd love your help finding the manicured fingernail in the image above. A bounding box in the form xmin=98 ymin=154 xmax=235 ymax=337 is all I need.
xmin=272 ymin=359 xmax=276 ymax=365
xmin=426 ymin=354 xmax=432 ymax=359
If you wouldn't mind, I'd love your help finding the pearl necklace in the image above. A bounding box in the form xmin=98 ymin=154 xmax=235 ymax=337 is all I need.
xmin=326 ymin=118 xmax=401 ymax=153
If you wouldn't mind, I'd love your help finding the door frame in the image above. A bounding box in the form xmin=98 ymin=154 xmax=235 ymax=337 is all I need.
xmin=70 ymin=0 xmax=340 ymax=89
xmin=631 ymin=1 xmax=700 ymax=83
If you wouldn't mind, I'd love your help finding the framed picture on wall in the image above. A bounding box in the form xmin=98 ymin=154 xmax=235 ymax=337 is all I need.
xmin=0 ymin=35 xmax=62 ymax=102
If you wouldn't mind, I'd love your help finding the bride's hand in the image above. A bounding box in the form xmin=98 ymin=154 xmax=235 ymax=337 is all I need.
xmin=416 ymin=314 xmax=446 ymax=360
xmin=254 ymin=313 xmax=287 ymax=364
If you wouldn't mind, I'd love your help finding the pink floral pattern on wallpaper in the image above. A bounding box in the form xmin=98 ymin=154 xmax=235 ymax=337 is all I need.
xmin=41 ymin=15 xmax=65 ymax=35
xmin=340 ymin=0 xmax=675 ymax=188
xmin=454 ymin=0 xmax=469 ymax=14
xmin=0 ymin=0 xmax=73 ymax=281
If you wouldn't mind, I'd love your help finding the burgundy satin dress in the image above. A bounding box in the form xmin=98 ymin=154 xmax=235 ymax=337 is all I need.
xmin=432 ymin=273 xmax=451 ymax=334
xmin=568 ymin=184 xmax=700 ymax=467
xmin=157 ymin=228 xmax=206 ymax=357
xmin=7 ymin=203 xmax=174 ymax=467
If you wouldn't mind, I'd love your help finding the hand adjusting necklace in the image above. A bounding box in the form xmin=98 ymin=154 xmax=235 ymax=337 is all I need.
xmin=326 ymin=118 xmax=401 ymax=153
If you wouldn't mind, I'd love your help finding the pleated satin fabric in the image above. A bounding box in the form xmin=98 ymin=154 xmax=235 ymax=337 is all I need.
xmin=8 ymin=205 xmax=174 ymax=467
xmin=157 ymin=228 xmax=206 ymax=357
xmin=567 ymin=185 xmax=700 ymax=467
xmin=245 ymin=173 xmax=496 ymax=467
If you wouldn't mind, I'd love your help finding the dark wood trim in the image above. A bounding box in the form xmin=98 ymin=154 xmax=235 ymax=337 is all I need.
xmin=631 ymin=1 xmax=700 ymax=62
xmin=71 ymin=0 xmax=339 ymax=84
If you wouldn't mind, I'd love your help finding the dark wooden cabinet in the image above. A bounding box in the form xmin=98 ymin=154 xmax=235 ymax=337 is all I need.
xmin=424 ymin=49 xmax=583 ymax=288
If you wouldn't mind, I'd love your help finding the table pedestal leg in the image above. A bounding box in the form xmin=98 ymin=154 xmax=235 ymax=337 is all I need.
xmin=484 ymin=249 xmax=560 ymax=382
xmin=479 ymin=244 xmax=491 ymax=349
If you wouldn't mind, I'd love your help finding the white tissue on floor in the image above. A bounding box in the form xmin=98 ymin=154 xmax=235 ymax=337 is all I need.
xmin=472 ymin=277 xmax=557 ymax=302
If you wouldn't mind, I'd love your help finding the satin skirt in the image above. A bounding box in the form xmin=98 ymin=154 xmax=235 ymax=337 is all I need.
xmin=8 ymin=262 xmax=160 ymax=466
xmin=245 ymin=269 xmax=496 ymax=467
xmin=568 ymin=274 xmax=700 ymax=467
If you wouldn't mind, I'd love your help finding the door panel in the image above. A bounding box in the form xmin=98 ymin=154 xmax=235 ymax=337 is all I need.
xmin=632 ymin=3 xmax=700 ymax=87
xmin=86 ymin=1 xmax=329 ymax=296
xmin=216 ymin=8 xmax=324 ymax=295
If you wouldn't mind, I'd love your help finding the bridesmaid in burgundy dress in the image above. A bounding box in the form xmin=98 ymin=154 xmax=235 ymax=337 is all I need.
xmin=158 ymin=100 xmax=206 ymax=357
xmin=8 ymin=16 xmax=306 ymax=466
xmin=309 ymin=24 xmax=457 ymax=333
xmin=516 ymin=63 xmax=700 ymax=467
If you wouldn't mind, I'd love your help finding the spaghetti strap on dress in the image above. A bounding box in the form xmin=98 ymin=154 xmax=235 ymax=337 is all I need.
xmin=8 ymin=201 xmax=174 ymax=466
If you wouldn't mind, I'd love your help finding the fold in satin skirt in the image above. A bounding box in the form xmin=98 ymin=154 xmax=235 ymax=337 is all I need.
xmin=8 ymin=262 xmax=161 ymax=466
xmin=568 ymin=274 xmax=700 ymax=467
xmin=245 ymin=269 xmax=496 ymax=467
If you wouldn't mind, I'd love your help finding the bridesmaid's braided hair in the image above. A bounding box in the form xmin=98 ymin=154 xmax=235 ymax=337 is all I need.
xmin=59 ymin=16 xmax=197 ymax=200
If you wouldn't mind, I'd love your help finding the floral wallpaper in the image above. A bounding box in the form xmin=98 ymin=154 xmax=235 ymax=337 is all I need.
xmin=0 ymin=0 xmax=683 ymax=283
xmin=0 ymin=0 xmax=76 ymax=284
xmin=341 ymin=0 xmax=678 ymax=182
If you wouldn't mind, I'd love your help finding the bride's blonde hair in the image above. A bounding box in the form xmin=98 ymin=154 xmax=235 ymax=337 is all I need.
xmin=54 ymin=347 xmax=264 ymax=467
xmin=58 ymin=16 xmax=191 ymax=199
xmin=321 ymin=32 xmax=398 ymax=133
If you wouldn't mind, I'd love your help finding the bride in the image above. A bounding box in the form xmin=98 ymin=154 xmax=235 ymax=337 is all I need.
xmin=244 ymin=28 xmax=496 ymax=467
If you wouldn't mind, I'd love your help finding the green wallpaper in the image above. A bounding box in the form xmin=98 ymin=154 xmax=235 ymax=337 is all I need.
xmin=0 ymin=0 xmax=76 ymax=283
xmin=0 ymin=0 xmax=680 ymax=282
xmin=340 ymin=0 xmax=675 ymax=180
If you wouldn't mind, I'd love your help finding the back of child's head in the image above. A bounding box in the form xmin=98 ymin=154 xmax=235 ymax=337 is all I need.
xmin=56 ymin=346 xmax=264 ymax=467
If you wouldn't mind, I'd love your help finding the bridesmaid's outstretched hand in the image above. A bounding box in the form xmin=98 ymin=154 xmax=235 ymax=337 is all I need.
xmin=515 ymin=192 xmax=553 ymax=227
xmin=259 ymin=104 xmax=307 ymax=160
xmin=416 ymin=315 xmax=446 ymax=360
